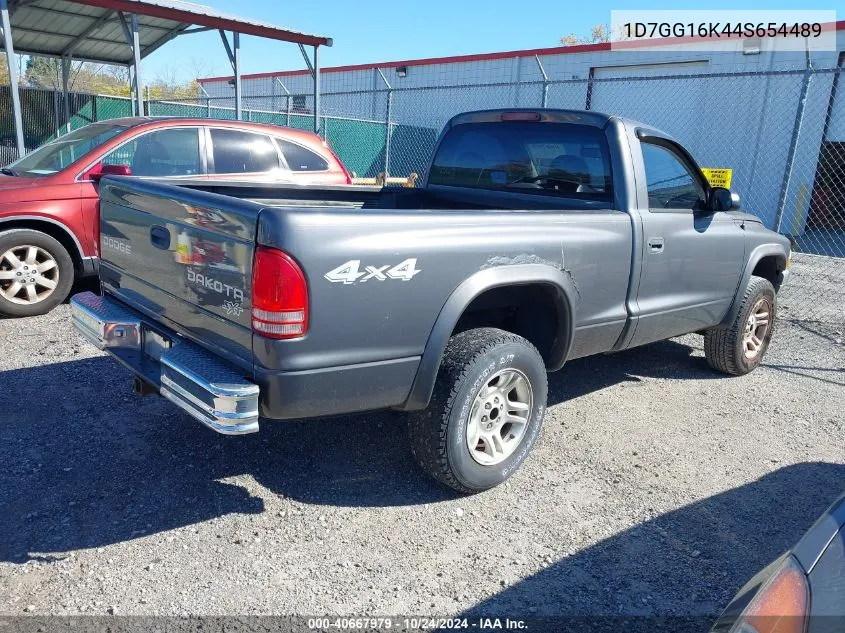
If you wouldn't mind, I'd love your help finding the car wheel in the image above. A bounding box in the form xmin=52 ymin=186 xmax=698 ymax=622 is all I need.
xmin=408 ymin=327 xmax=548 ymax=494
xmin=0 ymin=229 xmax=75 ymax=318
xmin=704 ymin=276 xmax=776 ymax=376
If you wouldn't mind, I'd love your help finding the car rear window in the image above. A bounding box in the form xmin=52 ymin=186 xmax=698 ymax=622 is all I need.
xmin=428 ymin=122 xmax=613 ymax=200
xmin=276 ymin=138 xmax=329 ymax=172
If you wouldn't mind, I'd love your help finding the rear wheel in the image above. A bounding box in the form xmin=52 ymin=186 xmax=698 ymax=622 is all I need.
xmin=407 ymin=328 xmax=548 ymax=494
xmin=0 ymin=229 xmax=75 ymax=317
xmin=704 ymin=276 xmax=776 ymax=376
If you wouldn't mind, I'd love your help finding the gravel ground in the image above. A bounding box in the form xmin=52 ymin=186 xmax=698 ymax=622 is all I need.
xmin=0 ymin=271 xmax=843 ymax=623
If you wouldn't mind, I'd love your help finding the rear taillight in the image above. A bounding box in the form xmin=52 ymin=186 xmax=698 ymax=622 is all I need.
xmin=251 ymin=246 xmax=308 ymax=339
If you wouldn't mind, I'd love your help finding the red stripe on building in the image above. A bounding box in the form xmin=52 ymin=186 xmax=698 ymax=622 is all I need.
xmin=198 ymin=20 xmax=845 ymax=84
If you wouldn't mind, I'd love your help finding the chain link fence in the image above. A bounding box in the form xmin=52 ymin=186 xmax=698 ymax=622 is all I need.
xmin=2 ymin=67 xmax=843 ymax=326
xmin=0 ymin=85 xmax=134 ymax=155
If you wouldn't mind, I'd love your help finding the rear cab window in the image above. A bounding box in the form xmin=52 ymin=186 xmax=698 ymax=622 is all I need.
xmin=427 ymin=121 xmax=613 ymax=200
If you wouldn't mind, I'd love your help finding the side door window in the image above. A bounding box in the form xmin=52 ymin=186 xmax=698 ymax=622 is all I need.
xmin=641 ymin=142 xmax=707 ymax=210
xmin=102 ymin=128 xmax=202 ymax=177
xmin=276 ymin=138 xmax=329 ymax=172
xmin=209 ymin=129 xmax=280 ymax=175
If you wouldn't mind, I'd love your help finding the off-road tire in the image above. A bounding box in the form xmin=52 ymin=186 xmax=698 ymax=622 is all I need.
xmin=704 ymin=276 xmax=776 ymax=376
xmin=408 ymin=327 xmax=548 ymax=494
xmin=0 ymin=229 xmax=75 ymax=318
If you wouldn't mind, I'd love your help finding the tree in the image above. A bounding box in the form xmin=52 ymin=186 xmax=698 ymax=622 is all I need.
xmin=0 ymin=52 xmax=26 ymax=85
xmin=560 ymin=23 xmax=611 ymax=46
xmin=25 ymin=57 xmax=81 ymax=90
xmin=24 ymin=57 xmax=130 ymax=96
xmin=11 ymin=53 xmax=218 ymax=99
xmin=146 ymin=65 xmax=197 ymax=100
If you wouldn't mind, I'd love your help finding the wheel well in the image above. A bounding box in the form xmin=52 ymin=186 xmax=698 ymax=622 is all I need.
xmin=0 ymin=219 xmax=84 ymax=272
xmin=451 ymin=284 xmax=564 ymax=367
xmin=752 ymin=255 xmax=784 ymax=290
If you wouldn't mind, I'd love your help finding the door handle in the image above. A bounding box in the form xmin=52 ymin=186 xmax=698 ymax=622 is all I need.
xmin=150 ymin=225 xmax=171 ymax=250
xmin=648 ymin=237 xmax=665 ymax=253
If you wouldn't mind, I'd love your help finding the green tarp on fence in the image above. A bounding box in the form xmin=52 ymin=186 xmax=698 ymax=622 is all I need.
xmin=2 ymin=87 xmax=433 ymax=179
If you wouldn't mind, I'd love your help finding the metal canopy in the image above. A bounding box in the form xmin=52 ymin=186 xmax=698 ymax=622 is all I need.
xmin=0 ymin=0 xmax=331 ymax=156
xmin=2 ymin=0 xmax=331 ymax=64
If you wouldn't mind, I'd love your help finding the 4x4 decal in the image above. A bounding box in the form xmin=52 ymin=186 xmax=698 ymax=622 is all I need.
xmin=324 ymin=259 xmax=421 ymax=284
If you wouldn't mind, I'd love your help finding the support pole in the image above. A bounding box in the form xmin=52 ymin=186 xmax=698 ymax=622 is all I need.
xmin=61 ymin=55 xmax=71 ymax=133
xmin=131 ymin=14 xmax=143 ymax=116
xmin=313 ymin=45 xmax=320 ymax=135
xmin=275 ymin=78 xmax=291 ymax=126
xmin=298 ymin=43 xmax=320 ymax=134
xmin=535 ymin=55 xmax=549 ymax=109
xmin=774 ymin=64 xmax=813 ymax=234
xmin=0 ymin=0 xmax=25 ymax=157
xmin=233 ymin=32 xmax=241 ymax=120
xmin=585 ymin=67 xmax=596 ymax=111
xmin=53 ymin=89 xmax=61 ymax=138
xmin=219 ymin=30 xmax=242 ymax=120
xmin=199 ymin=83 xmax=212 ymax=118
xmin=376 ymin=68 xmax=393 ymax=180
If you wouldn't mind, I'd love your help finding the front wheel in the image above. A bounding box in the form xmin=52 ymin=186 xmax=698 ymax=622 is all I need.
xmin=0 ymin=229 xmax=75 ymax=317
xmin=408 ymin=328 xmax=548 ymax=494
xmin=704 ymin=276 xmax=776 ymax=376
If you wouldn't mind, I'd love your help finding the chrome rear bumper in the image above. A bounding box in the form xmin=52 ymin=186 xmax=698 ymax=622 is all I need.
xmin=71 ymin=292 xmax=259 ymax=435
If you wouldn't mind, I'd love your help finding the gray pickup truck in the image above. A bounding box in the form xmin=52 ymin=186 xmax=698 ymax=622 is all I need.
xmin=71 ymin=109 xmax=791 ymax=493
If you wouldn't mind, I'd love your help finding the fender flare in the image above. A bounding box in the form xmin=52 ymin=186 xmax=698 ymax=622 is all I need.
xmin=401 ymin=264 xmax=578 ymax=411
xmin=720 ymin=243 xmax=788 ymax=327
xmin=0 ymin=214 xmax=86 ymax=262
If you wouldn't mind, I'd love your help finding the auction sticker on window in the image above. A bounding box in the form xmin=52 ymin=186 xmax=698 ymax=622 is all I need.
xmin=701 ymin=168 xmax=733 ymax=189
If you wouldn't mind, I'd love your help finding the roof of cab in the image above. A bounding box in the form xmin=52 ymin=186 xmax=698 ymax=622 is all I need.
xmin=445 ymin=108 xmax=681 ymax=143
xmin=447 ymin=109 xmax=616 ymax=129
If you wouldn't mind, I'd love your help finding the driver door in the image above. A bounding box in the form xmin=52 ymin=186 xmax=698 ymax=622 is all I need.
xmin=629 ymin=139 xmax=745 ymax=348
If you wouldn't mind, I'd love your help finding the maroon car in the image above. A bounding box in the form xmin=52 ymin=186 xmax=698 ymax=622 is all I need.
xmin=0 ymin=117 xmax=352 ymax=317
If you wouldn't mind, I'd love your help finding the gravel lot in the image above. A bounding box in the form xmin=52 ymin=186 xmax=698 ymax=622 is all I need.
xmin=1 ymin=266 xmax=843 ymax=624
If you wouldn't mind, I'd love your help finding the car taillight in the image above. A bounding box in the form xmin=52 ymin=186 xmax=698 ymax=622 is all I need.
xmin=251 ymin=246 xmax=308 ymax=339
xmin=730 ymin=556 xmax=809 ymax=633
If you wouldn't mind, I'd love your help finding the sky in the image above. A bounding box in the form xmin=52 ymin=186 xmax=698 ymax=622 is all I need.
xmin=141 ymin=0 xmax=837 ymax=83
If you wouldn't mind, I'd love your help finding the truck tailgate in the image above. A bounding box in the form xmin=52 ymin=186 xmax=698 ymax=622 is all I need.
xmin=97 ymin=177 xmax=258 ymax=367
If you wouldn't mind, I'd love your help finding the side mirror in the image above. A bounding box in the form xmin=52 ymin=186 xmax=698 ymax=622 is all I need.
xmin=88 ymin=163 xmax=132 ymax=182
xmin=709 ymin=187 xmax=740 ymax=212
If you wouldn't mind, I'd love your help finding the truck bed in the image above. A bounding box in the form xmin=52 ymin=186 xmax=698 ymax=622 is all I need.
xmin=95 ymin=176 xmax=632 ymax=399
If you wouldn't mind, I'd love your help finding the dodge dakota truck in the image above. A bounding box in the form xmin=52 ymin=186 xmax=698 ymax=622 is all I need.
xmin=71 ymin=109 xmax=791 ymax=493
